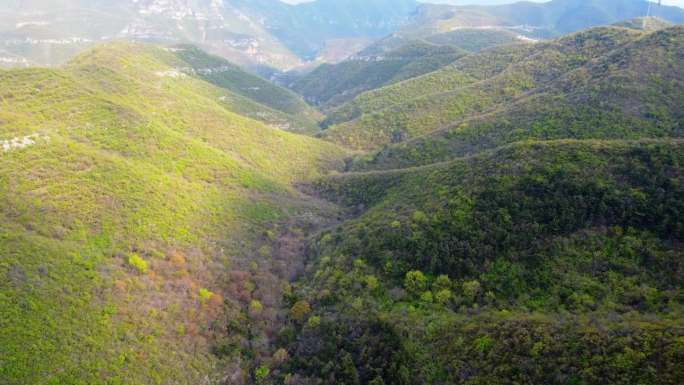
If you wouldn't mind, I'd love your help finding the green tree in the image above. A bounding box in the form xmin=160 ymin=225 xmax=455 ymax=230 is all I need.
xmin=463 ymin=280 xmax=481 ymax=304
xmin=307 ymin=315 xmax=321 ymax=328
xmin=433 ymin=275 xmax=452 ymax=291
xmin=127 ymin=253 xmax=148 ymax=274
xmin=435 ymin=289 xmax=453 ymax=305
xmin=255 ymin=365 xmax=270 ymax=383
xmin=404 ymin=270 xmax=427 ymax=295
xmin=199 ymin=288 xmax=214 ymax=303
xmin=249 ymin=300 xmax=263 ymax=315
xmin=365 ymin=275 xmax=379 ymax=290
xmin=289 ymin=300 xmax=312 ymax=321
xmin=339 ymin=351 xmax=360 ymax=385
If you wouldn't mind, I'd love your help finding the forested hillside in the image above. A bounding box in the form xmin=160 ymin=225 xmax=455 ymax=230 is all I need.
xmin=284 ymin=139 xmax=684 ymax=384
xmin=292 ymin=42 xmax=468 ymax=110
xmin=2 ymin=4 xmax=684 ymax=385
xmin=291 ymin=13 xmax=543 ymax=112
xmin=270 ymin=24 xmax=684 ymax=385
xmin=0 ymin=42 xmax=346 ymax=384
xmin=324 ymin=25 xmax=684 ymax=154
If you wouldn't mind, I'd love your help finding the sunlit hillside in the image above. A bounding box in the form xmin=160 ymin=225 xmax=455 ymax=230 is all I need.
xmin=2 ymin=1 xmax=684 ymax=385
xmin=0 ymin=42 xmax=345 ymax=384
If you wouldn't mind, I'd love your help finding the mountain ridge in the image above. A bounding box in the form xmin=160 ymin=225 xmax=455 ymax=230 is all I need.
xmin=343 ymin=25 xmax=684 ymax=170
xmin=2 ymin=5 xmax=684 ymax=385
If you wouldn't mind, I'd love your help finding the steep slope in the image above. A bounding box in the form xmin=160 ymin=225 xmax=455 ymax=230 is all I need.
xmin=161 ymin=44 xmax=323 ymax=132
xmin=292 ymin=41 xmax=468 ymax=109
xmin=291 ymin=25 xmax=531 ymax=112
xmin=325 ymin=26 xmax=652 ymax=150
xmin=352 ymin=25 xmax=684 ymax=169
xmin=321 ymin=40 xmax=535 ymax=128
xmin=281 ymin=139 xmax=684 ymax=384
xmin=0 ymin=42 xmax=346 ymax=384
xmin=263 ymin=22 xmax=684 ymax=385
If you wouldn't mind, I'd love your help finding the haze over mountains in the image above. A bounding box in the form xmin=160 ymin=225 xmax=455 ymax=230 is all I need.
xmin=1 ymin=0 xmax=683 ymax=73
xmin=0 ymin=0 xmax=419 ymax=71
xmin=2 ymin=1 xmax=684 ymax=385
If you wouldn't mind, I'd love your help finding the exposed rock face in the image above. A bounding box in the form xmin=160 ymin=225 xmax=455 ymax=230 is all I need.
xmin=1 ymin=134 xmax=49 ymax=153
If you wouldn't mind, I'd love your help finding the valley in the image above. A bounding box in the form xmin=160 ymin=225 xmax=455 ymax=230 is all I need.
xmin=1 ymin=1 xmax=684 ymax=385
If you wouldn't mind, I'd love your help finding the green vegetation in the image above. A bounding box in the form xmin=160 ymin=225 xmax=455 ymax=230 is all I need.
xmin=425 ymin=28 xmax=524 ymax=52
xmin=294 ymin=26 xmax=532 ymax=116
xmin=280 ymin=140 xmax=684 ymax=384
xmin=3 ymin=12 xmax=684 ymax=385
xmin=350 ymin=26 xmax=684 ymax=169
xmin=199 ymin=288 xmax=216 ymax=302
xmin=326 ymin=26 xmax=657 ymax=151
xmin=276 ymin=26 xmax=684 ymax=379
xmin=127 ymin=253 xmax=149 ymax=274
xmin=0 ymin=42 xmax=346 ymax=385
xmin=278 ymin=24 xmax=684 ymax=385
xmin=293 ymin=41 xmax=467 ymax=110
xmin=169 ymin=45 xmax=323 ymax=132
xmin=315 ymin=140 xmax=683 ymax=301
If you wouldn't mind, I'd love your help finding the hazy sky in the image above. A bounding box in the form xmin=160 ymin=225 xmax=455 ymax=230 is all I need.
xmin=280 ymin=0 xmax=684 ymax=8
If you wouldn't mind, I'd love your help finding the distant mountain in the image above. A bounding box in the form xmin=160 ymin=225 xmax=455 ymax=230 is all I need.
xmin=291 ymin=41 xmax=468 ymax=110
xmin=0 ymin=0 xmax=301 ymax=70
xmin=232 ymin=0 xmax=418 ymax=60
xmin=2 ymin=0 xmax=682 ymax=73
xmin=289 ymin=0 xmax=684 ymax=114
xmin=405 ymin=0 xmax=684 ymax=38
xmin=0 ymin=0 xmax=418 ymax=71
xmin=291 ymin=19 xmax=530 ymax=111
